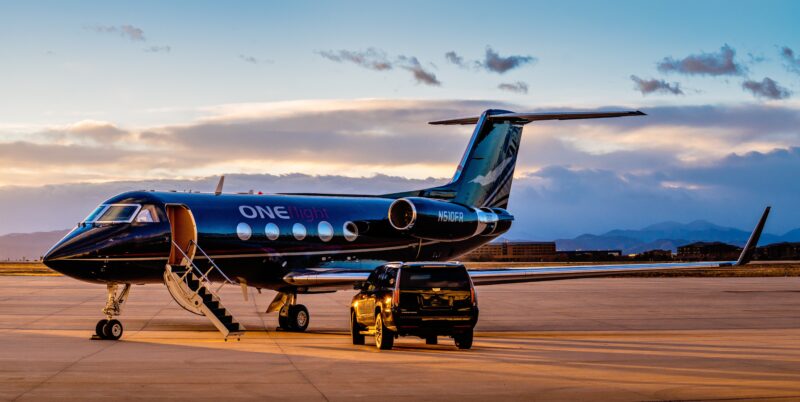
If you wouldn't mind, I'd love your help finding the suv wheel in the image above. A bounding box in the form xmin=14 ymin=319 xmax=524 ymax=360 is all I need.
xmin=425 ymin=335 xmax=437 ymax=345
xmin=454 ymin=329 xmax=473 ymax=350
xmin=351 ymin=311 xmax=365 ymax=345
xmin=374 ymin=313 xmax=394 ymax=350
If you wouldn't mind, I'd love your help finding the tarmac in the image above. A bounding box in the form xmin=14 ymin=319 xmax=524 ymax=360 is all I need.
xmin=1 ymin=275 xmax=799 ymax=401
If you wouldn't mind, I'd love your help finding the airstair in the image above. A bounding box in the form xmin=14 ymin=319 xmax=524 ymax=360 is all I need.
xmin=164 ymin=240 xmax=245 ymax=341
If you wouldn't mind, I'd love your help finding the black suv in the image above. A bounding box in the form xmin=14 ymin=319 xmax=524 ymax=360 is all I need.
xmin=350 ymin=262 xmax=478 ymax=350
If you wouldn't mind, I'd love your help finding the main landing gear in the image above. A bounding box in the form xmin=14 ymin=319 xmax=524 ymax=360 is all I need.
xmin=93 ymin=283 xmax=131 ymax=341
xmin=268 ymin=291 xmax=309 ymax=332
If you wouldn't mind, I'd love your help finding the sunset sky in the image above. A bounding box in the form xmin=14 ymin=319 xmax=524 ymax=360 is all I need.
xmin=1 ymin=0 xmax=799 ymax=238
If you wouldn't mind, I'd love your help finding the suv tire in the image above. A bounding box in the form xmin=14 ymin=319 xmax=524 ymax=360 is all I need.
xmin=351 ymin=311 xmax=365 ymax=345
xmin=374 ymin=313 xmax=394 ymax=350
xmin=454 ymin=329 xmax=473 ymax=350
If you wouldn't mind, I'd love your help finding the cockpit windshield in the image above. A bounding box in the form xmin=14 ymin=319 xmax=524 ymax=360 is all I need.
xmin=83 ymin=204 xmax=142 ymax=224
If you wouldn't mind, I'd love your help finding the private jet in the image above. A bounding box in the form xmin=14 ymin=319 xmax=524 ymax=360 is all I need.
xmin=42 ymin=109 xmax=770 ymax=340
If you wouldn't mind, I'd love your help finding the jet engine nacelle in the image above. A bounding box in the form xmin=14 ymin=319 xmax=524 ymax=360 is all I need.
xmin=388 ymin=197 xmax=513 ymax=241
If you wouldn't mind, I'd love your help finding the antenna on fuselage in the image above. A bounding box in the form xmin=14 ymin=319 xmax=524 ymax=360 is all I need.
xmin=215 ymin=175 xmax=225 ymax=196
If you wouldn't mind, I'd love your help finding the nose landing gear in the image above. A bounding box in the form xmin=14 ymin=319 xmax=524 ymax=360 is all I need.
xmin=92 ymin=283 xmax=131 ymax=340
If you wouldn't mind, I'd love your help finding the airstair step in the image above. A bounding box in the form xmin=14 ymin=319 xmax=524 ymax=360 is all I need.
xmin=217 ymin=314 xmax=234 ymax=326
xmin=225 ymin=322 xmax=242 ymax=332
xmin=167 ymin=240 xmax=245 ymax=338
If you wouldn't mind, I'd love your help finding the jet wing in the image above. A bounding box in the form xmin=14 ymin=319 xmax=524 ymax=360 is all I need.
xmin=284 ymin=207 xmax=769 ymax=290
xmin=468 ymin=261 xmax=729 ymax=285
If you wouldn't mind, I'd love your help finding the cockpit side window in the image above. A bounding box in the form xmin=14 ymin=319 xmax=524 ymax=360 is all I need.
xmin=84 ymin=204 xmax=142 ymax=224
xmin=135 ymin=205 xmax=160 ymax=223
xmin=83 ymin=205 xmax=108 ymax=223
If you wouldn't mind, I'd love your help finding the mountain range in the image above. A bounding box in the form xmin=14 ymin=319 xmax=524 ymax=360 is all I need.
xmin=1 ymin=220 xmax=799 ymax=260
xmin=555 ymin=220 xmax=800 ymax=254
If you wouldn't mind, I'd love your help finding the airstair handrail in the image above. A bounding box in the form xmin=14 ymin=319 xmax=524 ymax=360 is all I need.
xmin=189 ymin=239 xmax=237 ymax=285
xmin=171 ymin=240 xmax=211 ymax=283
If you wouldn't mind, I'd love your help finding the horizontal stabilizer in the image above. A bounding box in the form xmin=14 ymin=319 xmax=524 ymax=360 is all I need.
xmin=429 ymin=110 xmax=645 ymax=125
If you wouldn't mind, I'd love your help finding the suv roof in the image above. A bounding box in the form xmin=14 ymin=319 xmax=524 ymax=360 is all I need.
xmin=383 ymin=261 xmax=464 ymax=269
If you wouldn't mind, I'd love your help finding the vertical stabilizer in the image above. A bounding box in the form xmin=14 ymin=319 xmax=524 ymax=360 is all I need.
xmin=385 ymin=108 xmax=645 ymax=208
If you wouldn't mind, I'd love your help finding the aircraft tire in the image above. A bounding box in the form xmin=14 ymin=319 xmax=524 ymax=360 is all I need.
xmin=351 ymin=311 xmax=365 ymax=345
xmin=288 ymin=305 xmax=309 ymax=332
xmin=454 ymin=329 xmax=473 ymax=350
xmin=95 ymin=319 xmax=109 ymax=339
xmin=278 ymin=313 xmax=290 ymax=330
xmin=103 ymin=319 xmax=123 ymax=340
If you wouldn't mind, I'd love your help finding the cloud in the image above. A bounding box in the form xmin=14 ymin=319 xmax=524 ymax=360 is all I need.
xmin=446 ymin=48 xmax=537 ymax=73
xmin=2 ymin=148 xmax=798 ymax=240
xmin=239 ymin=54 xmax=258 ymax=64
xmin=4 ymin=100 xmax=800 ymax=187
xmin=741 ymin=77 xmax=792 ymax=100
xmin=483 ymin=47 xmax=536 ymax=73
xmin=657 ymin=44 xmax=744 ymax=76
xmin=497 ymin=81 xmax=529 ymax=94
xmin=317 ymin=49 xmax=439 ymax=85
xmin=445 ymin=51 xmax=467 ymax=68
xmin=42 ymin=120 xmax=131 ymax=145
xmin=780 ymin=46 xmax=800 ymax=74
xmin=88 ymin=24 xmax=146 ymax=41
xmin=510 ymin=146 xmax=798 ymax=239
xmin=144 ymin=45 xmax=171 ymax=53
xmin=630 ymin=75 xmax=683 ymax=95
xmin=317 ymin=48 xmax=393 ymax=71
xmin=1 ymin=100 xmax=800 ymax=238
xmin=396 ymin=56 xmax=440 ymax=86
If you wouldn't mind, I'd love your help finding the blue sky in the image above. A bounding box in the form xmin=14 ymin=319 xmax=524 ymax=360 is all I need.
xmin=0 ymin=1 xmax=798 ymax=238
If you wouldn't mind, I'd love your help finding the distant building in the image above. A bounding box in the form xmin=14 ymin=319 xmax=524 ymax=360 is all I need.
xmin=756 ymin=242 xmax=800 ymax=260
xmin=557 ymin=250 xmax=623 ymax=262
xmin=677 ymin=241 xmax=741 ymax=261
xmin=464 ymin=241 xmax=557 ymax=262
xmin=635 ymin=249 xmax=674 ymax=261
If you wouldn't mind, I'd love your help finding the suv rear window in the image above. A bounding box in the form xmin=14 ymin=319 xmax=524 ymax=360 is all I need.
xmin=399 ymin=267 xmax=470 ymax=290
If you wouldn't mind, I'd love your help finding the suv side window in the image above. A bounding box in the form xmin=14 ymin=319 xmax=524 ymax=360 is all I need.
xmin=376 ymin=268 xmax=397 ymax=291
xmin=365 ymin=268 xmax=382 ymax=293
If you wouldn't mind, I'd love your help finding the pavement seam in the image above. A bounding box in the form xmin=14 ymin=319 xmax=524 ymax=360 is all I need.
xmin=11 ymin=337 xmax=120 ymax=401
xmin=251 ymin=289 xmax=330 ymax=402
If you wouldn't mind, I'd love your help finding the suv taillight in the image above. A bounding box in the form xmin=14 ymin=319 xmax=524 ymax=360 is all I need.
xmin=470 ymin=285 xmax=477 ymax=306
xmin=392 ymin=271 xmax=401 ymax=307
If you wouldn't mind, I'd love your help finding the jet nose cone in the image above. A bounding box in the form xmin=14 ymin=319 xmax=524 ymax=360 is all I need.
xmin=42 ymin=241 xmax=65 ymax=268
xmin=41 ymin=226 xmax=95 ymax=278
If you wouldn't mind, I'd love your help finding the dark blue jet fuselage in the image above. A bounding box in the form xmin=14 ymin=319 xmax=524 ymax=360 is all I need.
xmin=44 ymin=191 xmax=497 ymax=290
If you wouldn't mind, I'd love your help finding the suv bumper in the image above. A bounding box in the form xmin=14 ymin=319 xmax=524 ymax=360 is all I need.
xmin=389 ymin=307 xmax=479 ymax=336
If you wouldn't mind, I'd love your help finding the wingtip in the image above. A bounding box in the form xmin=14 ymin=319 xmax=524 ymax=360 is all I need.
xmin=735 ymin=205 xmax=772 ymax=266
xmin=634 ymin=110 xmax=647 ymax=116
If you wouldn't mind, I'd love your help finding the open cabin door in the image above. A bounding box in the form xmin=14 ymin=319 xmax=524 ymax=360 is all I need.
xmin=166 ymin=204 xmax=197 ymax=266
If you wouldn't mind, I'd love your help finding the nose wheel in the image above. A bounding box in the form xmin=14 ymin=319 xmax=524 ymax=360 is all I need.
xmin=94 ymin=319 xmax=124 ymax=340
xmin=92 ymin=284 xmax=130 ymax=341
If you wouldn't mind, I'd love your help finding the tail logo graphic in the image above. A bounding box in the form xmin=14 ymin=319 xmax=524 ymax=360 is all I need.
xmin=469 ymin=157 xmax=513 ymax=187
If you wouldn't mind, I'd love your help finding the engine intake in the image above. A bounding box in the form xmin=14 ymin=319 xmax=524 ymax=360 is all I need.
xmin=388 ymin=197 xmax=513 ymax=241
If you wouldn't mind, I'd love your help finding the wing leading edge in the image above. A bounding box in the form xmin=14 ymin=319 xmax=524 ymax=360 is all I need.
xmin=284 ymin=207 xmax=770 ymax=289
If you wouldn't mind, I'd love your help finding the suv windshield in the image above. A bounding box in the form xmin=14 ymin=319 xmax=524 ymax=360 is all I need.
xmin=399 ymin=267 xmax=470 ymax=290
xmin=83 ymin=204 xmax=142 ymax=224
